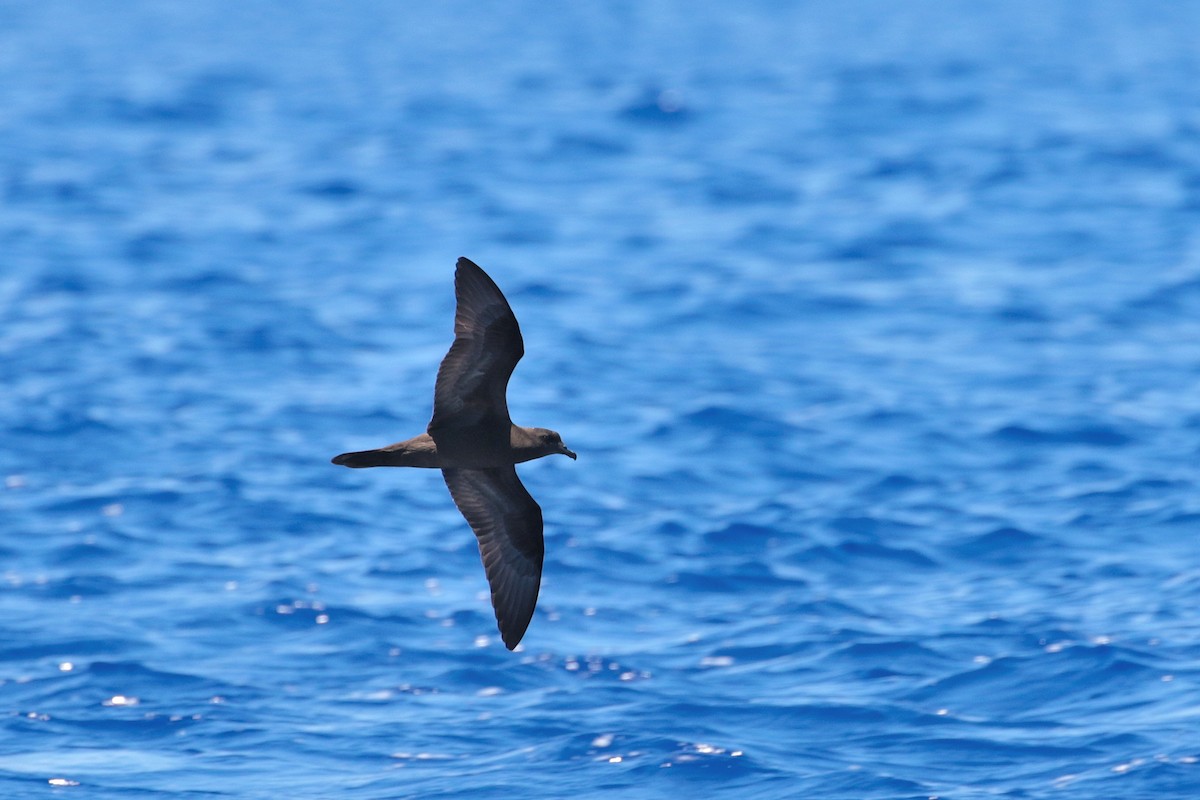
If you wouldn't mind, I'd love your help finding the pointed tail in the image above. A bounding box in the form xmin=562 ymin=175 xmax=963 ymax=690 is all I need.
xmin=331 ymin=435 xmax=441 ymax=469
xmin=331 ymin=448 xmax=401 ymax=468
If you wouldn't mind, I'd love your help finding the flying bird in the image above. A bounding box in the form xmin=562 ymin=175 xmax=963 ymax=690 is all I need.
xmin=332 ymin=257 xmax=576 ymax=649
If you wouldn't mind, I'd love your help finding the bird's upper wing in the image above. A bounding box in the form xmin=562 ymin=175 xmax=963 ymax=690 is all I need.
xmin=428 ymin=258 xmax=524 ymax=445
xmin=442 ymin=466 xmax=544 ymax=649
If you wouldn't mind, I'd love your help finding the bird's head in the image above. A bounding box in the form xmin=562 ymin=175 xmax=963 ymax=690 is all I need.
xmin=533 ymin=428 xmax=577 ymax=460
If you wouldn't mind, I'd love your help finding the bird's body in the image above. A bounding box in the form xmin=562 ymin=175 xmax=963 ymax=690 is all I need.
xmin=332 ymin=258 xmax=575 ymax=649
xmin=333 ymin=426 xmax=570 ymax=470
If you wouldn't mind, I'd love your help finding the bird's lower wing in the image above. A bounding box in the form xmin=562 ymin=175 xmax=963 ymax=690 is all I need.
xmin=441 ymin=466 xmax=544 ymax=649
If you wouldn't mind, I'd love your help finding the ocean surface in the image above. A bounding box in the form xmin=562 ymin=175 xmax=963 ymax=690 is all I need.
xmin=3 ymin=2 xmax=1200 ymax=798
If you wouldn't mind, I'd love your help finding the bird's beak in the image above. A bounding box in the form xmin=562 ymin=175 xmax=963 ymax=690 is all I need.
xmin=560 ymin=445 xmax=577 ymax=460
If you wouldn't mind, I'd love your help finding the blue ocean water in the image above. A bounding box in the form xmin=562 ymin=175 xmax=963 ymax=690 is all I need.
xmin=3 ymin=1 xmax=1200 ymax=797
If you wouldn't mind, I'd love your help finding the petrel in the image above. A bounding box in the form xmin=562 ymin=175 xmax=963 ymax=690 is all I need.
xmin=332 ymin=257 xmax=576 ymax=649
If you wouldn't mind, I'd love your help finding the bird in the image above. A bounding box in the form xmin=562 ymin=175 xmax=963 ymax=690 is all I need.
xmin=332 ymin=257 xmax=576 ymax=650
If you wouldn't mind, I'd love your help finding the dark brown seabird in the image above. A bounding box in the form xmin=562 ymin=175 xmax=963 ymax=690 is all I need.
xmin=332 ymin=257 xmax=576 ymax=650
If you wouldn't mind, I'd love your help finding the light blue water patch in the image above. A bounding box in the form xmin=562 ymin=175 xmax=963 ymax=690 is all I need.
xmin=3 ymin=1 xmax=1200 ymax=798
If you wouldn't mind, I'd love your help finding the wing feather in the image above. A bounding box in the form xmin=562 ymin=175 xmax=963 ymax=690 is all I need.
xmin=428 ymin=258 xmax=523 ymax=449
xmin=441 ymin=466 xmax=543 ymax=649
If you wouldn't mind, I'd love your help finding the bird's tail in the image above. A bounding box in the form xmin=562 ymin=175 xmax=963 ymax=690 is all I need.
xmin=331 ymin=448 xmax=401 ymax=468
xmin=331 ymin=435 xmax=441 ymax=469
